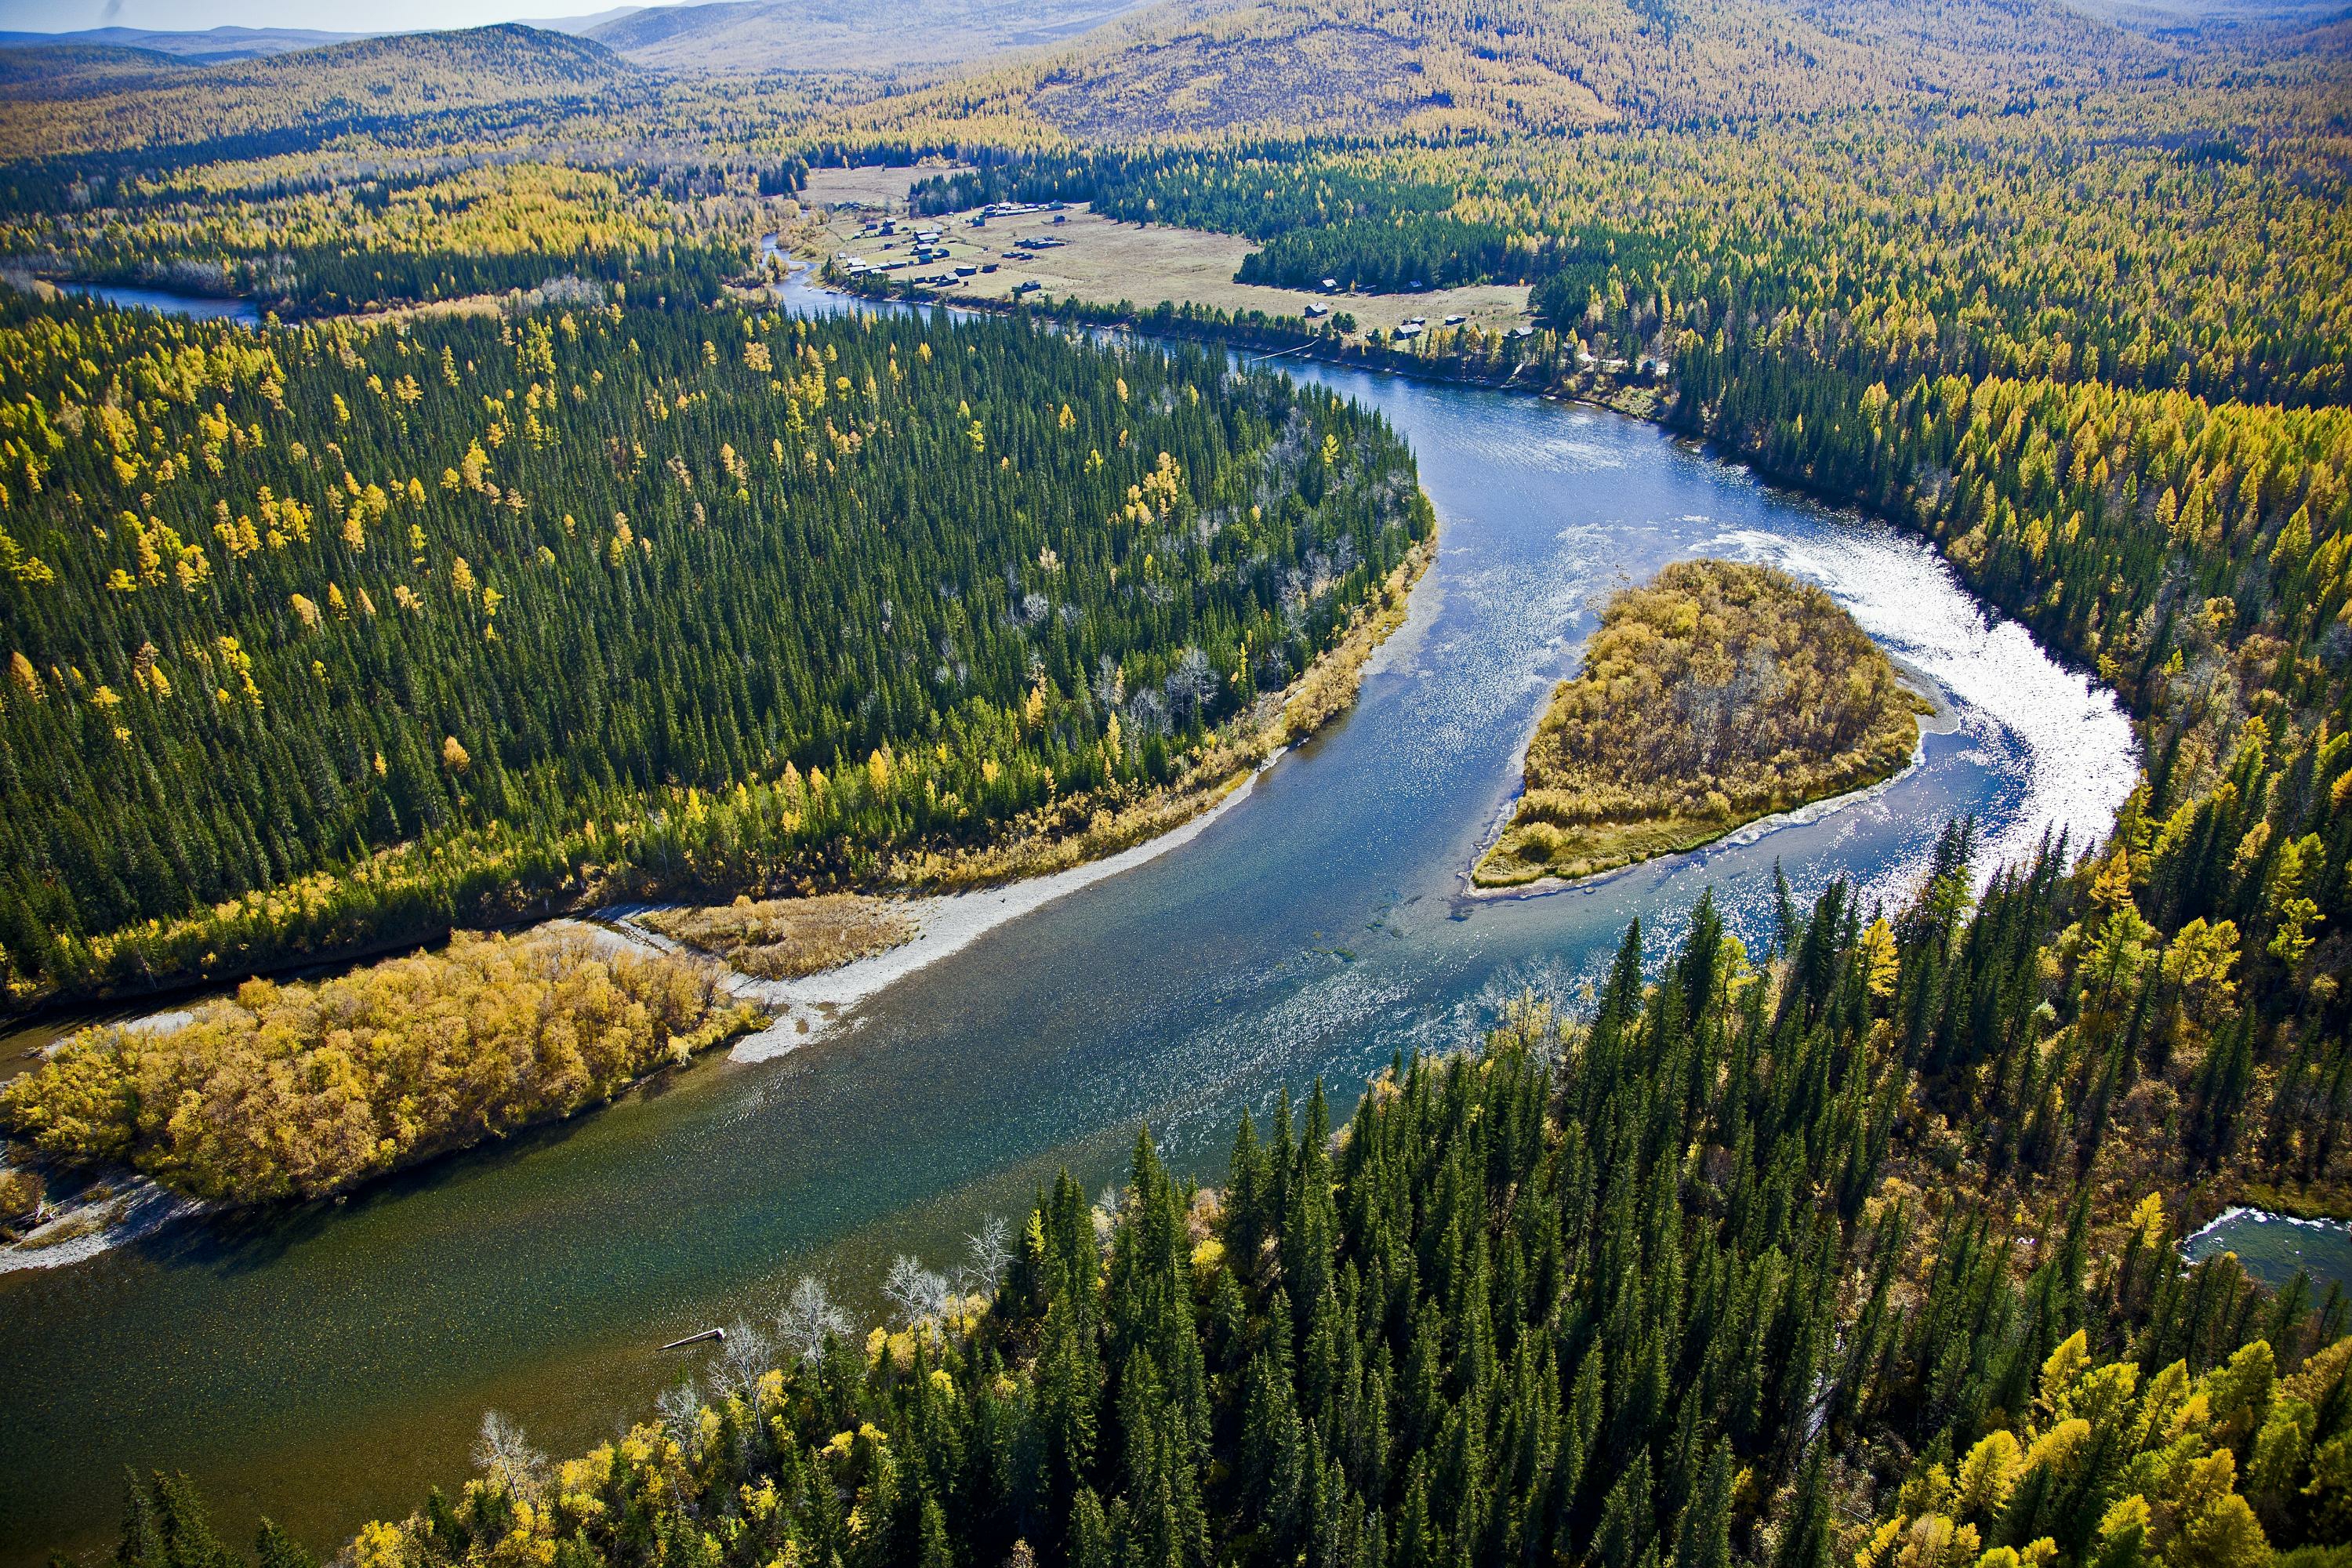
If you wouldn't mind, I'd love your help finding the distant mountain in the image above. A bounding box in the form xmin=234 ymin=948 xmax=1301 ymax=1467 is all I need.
xmin=869 ymin=0 xmax=2195 ymax=139
xmin=0 ymin=24 xmax=647 ymax=162
xmin=524 ymin=5 xmax=655 ymax=35
xmin=579 ymin=0 xmax=1149 ymax=72
xmin=0 ymin=41 xmax=184 ymax=83
xmin=2059 ymin=0 xmax=2350 ymax=30
xmin=0 ymin=25 xmax=361 ymax=63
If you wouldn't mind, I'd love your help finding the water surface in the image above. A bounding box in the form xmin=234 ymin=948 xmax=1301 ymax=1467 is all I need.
xmin=2186 ymin=1208 xmax=2352 ymax=1296
xmin=0 ymin=289 xmax=2135 ymax=1563
xmin=60 ymin=281 xmax=262 ymax=325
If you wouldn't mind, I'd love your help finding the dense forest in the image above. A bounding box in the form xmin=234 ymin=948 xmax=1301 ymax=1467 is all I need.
xmin=825 ymin=0 xmax=2185 ymax=142
xmin=113 ymin=851 xmax=2352 ymax=1568
xmin=0 ymin=296 xmax=1428 ymax=1005
xmin=851 ymin=73 xmax=2352 ymax=1069
xmin=1477 ymin=560 xmax=1922 ymax=887
xmin=0 ymin=160 xmax=761 ymax=315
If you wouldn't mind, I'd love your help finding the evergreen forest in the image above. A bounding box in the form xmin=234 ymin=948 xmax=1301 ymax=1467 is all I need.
xmin=109 ymin=860 xmax=2352 ymax=1568
xmin=0 ymin=297 xmax=1428 ymax=1003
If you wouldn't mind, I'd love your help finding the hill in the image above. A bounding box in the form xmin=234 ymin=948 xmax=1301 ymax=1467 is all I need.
xmin=580 ymin=0 xmax=1149 ymax=74
xmin=0 ymin=24 xmax=645 ymax=164
xmin=0 ymin=25 xmax=361 ymax=63
xmin=853 ymin=0 xmax=2181 ymax=140
xmin=0 ymin=42 xmax=192 ymax=91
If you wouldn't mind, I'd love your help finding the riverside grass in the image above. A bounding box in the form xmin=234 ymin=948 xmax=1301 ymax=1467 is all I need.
xmin=637 ymin=894 xmax=917 ymax=980
xmin=1475 ymin=558 xmax=1924 ymax=887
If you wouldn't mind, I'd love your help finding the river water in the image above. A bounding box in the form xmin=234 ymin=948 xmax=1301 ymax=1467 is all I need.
xmin=0 ymin=281 xmax=2136 ymax=1563
xmin=2186 ymin=1208 xmax=2352 ymax=1297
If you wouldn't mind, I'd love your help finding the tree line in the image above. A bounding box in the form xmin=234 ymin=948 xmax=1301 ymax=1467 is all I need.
xmin=0 ymin=294 xmax=1428 ymax=1005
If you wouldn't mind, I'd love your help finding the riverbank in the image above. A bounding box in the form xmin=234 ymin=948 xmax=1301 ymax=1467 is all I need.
xmin=592 ymin=530 xmax=1435 ymax=1062
xmin=891 ymin=533 xmax=1434 ymax=893
xmin=834 ymin=268 xmax=1598 ymax=404
xmin=0 ymin=931 xmax=766 ymax=1272
xmin=90 ymin=523 xmax=1432 ymax=1087
xmin=1463 ymin=699 xmax=1941 ymax=902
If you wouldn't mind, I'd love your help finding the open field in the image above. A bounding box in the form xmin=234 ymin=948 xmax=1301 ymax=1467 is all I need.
xmin=799 ymin=163 xmax=973 ymax=211
xmin=798 ymin=176 xmax=1534 ymax=334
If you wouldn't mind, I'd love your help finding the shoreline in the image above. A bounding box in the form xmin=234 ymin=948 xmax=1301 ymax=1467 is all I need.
xmin=567 ymin=766 xmax=1275 ymax=1064
xmin=0 ymin=942 xmax=768 ymax=1274
xmin=0 ymin=532 xmax=1436 ymax=1267
xmin=617 ymin=532 xmax=1436 ymax=1062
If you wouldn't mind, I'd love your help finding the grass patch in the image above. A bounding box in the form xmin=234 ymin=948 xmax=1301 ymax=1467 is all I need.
xmin=637 ymin=895 xmax=918 ymax=979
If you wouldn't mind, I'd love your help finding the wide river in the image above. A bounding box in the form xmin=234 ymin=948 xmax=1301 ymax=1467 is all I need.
xmin=0 ymin=283 xmax=2137 ymax=1563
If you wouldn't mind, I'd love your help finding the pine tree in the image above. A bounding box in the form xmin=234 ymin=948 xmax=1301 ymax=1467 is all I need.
xmin=1670 ymin=1444 xmax=1734 ymax=1568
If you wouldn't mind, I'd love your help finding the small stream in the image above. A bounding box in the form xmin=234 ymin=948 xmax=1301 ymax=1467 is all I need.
xmin=0 ymin=273 xmax=2136 ymax=1564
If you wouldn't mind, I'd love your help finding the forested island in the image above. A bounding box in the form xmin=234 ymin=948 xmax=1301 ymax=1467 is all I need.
xmin=1475 ymin=560 xmax=1924 ymax=887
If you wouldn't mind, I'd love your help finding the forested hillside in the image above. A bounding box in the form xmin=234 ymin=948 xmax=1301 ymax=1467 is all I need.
xmin=0 ymin=297 xmax=1427 ymax=1004
xmin=0 ymin=27 xmax=645 ymax=165
xmin=0 ymin=159 xmax=768 ymax=315
xmin=827 ymin=0 xmax=2184 ymax=143
xmin=580 ymin=0 xmax=1150 ymax=75
xmin=122 ymin=857 xmax=2352 ymax=1568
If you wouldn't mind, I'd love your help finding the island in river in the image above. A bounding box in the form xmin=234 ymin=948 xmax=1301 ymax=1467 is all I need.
xmin=1475 ymin=558 xmax=1928 ymax=887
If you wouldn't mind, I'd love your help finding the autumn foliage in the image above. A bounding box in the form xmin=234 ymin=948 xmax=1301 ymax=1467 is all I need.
xmin=0 ymin=931 xmax=752 ymax=1203
xmin=1478 ymin=558 xmax=1921 ymax=884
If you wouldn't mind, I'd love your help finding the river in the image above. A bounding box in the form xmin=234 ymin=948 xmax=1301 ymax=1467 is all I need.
xmin=0 ymin=276 xmax=2137 ymax=1564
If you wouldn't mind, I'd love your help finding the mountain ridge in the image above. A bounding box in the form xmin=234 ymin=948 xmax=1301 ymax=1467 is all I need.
xmin=0 ymin=24 xmax=646 ymax=162
xmin=839 ymin=0 xmax=2197 ymax=140
xmin=578 ymin=0 xmax=1152 ymax=73
xmin=0 ymin=24 xmax=363 ymax=62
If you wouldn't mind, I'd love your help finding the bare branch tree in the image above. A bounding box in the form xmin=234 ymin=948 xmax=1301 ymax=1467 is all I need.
xmin=655 ymin=1379 xmax=703 ymax=1450
xmin=473 ymin=1410 xmax=546 ymax=1498
xmin=775 ymin=1274 xmax=850 ymax=1363
xmin=964 ymin=1214 xmax=1013 ymax=1295
xmin=882 ymin=1254 xmax=950 ymax=1328
xmin=711 ymin=1318 xmax=775 ymax=1400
